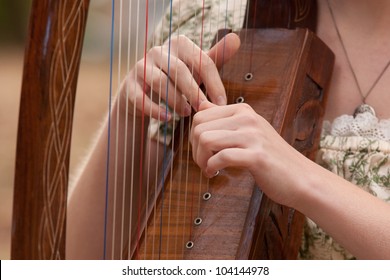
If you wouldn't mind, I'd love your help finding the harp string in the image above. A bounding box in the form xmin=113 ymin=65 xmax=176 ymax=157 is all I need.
xmin=136 ymin=0 xmax=150 ymax=259
xmin=125 ymin=0 xmax=134 ymax=259
xmin=248 ymin=0 xmax=257 ymax=74
xmin=144 ymin=0 xmax=163 ymax=260
xmin=111 ymin=0 xmax=123 ymax=259
xmin=128 ymin=0 xmax=140 ymax=260
xmin=106 ymin=0 xmax=249 ymax=259
xmin=103 ymin=0 xmax=116 ymax=260
xmin=186 ymin=0 xmax=207 ymax=251
xmin=167 ymin=0 xmax=182 ymax=258
xmin=150 ymin=0 xmax=167 ymax=259
xmin=159 ymin=0 xmax=184 ymax=259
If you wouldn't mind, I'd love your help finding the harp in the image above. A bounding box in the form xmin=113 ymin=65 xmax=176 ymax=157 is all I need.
xmin=11 ymin=0 xmax=334 ymax=259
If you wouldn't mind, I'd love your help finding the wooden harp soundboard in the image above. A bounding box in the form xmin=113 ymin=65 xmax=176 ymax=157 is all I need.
xmin=135 ymin=28 xmax=334 ymax=260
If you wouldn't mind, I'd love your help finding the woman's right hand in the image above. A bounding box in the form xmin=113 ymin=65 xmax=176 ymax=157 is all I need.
xmin=119 ymin=33 xmax=241 ymax=121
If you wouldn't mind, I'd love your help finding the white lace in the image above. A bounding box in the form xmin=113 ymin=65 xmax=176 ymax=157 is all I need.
xmin=323 ymin=112 xmax=390 ymax=141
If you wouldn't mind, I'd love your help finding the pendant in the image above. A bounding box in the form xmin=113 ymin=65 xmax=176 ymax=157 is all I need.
xmin=353 ymin=104 xmax=376 ymax=118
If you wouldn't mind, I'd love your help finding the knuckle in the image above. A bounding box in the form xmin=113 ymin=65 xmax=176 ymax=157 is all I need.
xmin=135 ymin=59 xmax=145 ymax=71
xmin=148 ymin=46 xmax=162 ymax=57
xmin=239 ymin=102 xmax=252 ymax=111
xmin=198 ymin=132 xmax=211 ymax=147
xmin=192 ymin=125 xmax=202 ymax=140
xmin=236 ymin=104 xmax=257 ymax=122
xmin=173 ymin=59 xmax=188 ymax=74
xmin=177 ymin=34 xmax=189 ymax=44
xmin=202 ymin=57 xmax=215 ymax=71
xmin=245 ymin=113 xmax=258 ymax=125
xmin=192 ymin=113 xmax=202 ymax=127
xmin=218 ymin=150 xmax=229 ymax=162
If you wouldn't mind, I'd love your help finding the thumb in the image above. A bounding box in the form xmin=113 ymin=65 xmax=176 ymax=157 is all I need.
xmin=207 ymin=32 xmax=241 ymax=70
xmin=198 ymin=100 xmax=216 ymax=111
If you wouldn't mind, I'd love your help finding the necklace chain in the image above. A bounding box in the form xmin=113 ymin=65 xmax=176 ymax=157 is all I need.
xmin=326 ymin=0 xmax=390 ymax=104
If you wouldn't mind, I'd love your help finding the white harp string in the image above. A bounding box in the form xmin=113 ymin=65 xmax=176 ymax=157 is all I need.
xmin=111 ymin=0 xmax=123 ymax=260
xmin=107 ymin=0 xmax=249 ymax=260
xmin=124 ymin=0 xmax=134 ymax=260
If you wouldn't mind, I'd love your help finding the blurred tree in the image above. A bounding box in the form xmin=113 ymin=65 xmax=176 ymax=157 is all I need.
xmin=0 ymin=1 xmax=30 ymax=46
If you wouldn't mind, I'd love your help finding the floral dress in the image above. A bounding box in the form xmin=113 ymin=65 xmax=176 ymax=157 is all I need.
xmin=151 ymin=0 xmax=390 ymax=259
xmin=299 ymin=110 xmax=390 ymax=259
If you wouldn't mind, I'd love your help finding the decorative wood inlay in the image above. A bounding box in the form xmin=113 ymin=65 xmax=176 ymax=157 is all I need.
xmin=12 ymin=0 xmax=90 ymax=259
xmin=39 ymin=0 xmax=87 ymax=260
xmin=294 ymin=0 xmax=312 ymax=23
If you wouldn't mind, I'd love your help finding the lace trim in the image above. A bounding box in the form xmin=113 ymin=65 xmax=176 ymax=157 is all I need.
xmin=323 ymin=112 xmax=390 ymax=142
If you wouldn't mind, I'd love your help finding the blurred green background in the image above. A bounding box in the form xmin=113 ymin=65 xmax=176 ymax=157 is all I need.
xmin=0 ymin=1 xmax=29 ymax=46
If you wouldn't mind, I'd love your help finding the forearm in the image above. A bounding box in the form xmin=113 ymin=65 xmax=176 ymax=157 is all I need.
xmin=296 ymin=159 xmax=390 ymax=260
xmin=66 ymin=99 xmax=147 ymax=259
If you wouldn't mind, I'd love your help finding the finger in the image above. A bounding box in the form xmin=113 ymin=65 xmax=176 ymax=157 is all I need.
xmin=207 ymin=32 xmax=241 ymax=70
xmin=191 ymin=104 xmax=233 ymax=158
xmin=192 ymin=103 xmax=245 ymax=128
xmin=192 ymin=129 xmax=231 ymax=172
xmin=138 ymin=61 xmax=192 ymax=117
xmin=169 ymin=35 xmax=226 ymax=106
xmin=150 ymin=46 xmax=208 ymax=111
xmin=192 ymin=128 xmax=246 ymax=172
xmin=192 ymin=132 xmax=251 ymax=178
xmin=197 ymin=100 xmax=216 ymax=111
xmin=205 ymin=33 xmax=241 ymax=105
xmin=205 ymin=148 xmax=250 ymax=177
xmin=125 ymin=76 xmax=171 ymax=121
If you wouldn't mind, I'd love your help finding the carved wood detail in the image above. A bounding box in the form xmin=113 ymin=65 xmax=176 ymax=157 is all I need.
xmin=12 ymin=0 xmax=90 ymax=259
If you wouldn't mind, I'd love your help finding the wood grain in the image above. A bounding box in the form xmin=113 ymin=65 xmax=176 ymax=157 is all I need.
xmin=133 ymin=28 xmax=334 ymax=260
xmin=12 ymin=0 xmax=90 ymax=259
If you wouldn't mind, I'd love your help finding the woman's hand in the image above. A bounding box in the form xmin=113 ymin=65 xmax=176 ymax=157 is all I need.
xmin=119 ymin=33 xmax=241 ymax=121
xmin=190 ymin=101 xmax=311 ymax=207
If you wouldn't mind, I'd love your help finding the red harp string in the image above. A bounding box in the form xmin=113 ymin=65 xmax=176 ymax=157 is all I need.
xmin=104 ymin=0 xmax=250 ymax=260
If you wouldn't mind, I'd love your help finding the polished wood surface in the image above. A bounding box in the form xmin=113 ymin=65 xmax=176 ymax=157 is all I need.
xmin=12 ymin=0 xmax=90 ymax=259
xmin=135 ymin=28 xmax=334 ymax=259
xmin=245 ymin=0 xmax=317 ymax=31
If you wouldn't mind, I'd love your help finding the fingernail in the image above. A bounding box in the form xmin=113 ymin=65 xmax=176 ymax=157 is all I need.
xmin=160 ymin=110 xmax=171 ymax=122
xmin=205 ymin=169 xmax=220 ymax=178
xmin=184 ymin=104 xmax=192 ymax=116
